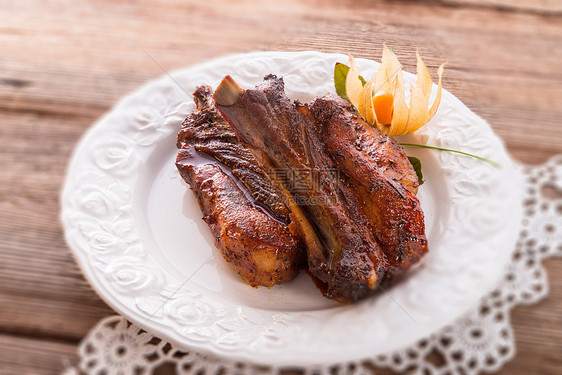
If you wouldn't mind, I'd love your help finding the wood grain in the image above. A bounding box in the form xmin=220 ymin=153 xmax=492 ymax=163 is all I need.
xmin=438 ymin=0 xmax=562 ymax=15
xmin=0 ymin=334 xmax=77 ymax=375
xmin=0 ymin=0 xmax=560 ymax=373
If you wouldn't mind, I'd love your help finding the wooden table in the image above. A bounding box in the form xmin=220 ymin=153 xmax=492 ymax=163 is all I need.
xmin=1 ymin=1 xmax=561 ymax=374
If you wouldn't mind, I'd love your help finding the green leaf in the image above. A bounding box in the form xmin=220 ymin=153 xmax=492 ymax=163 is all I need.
xmin=400 ymin=143 xmax=502 ymax=169
xmin=334 ymin=63 xmax=351 ymax=102
xmin=334 ymin=63 xmax=367 ymax=102
xmin=408 ymin=156 xmax=424 ymax=185
xmin=359 ymin=75 xmax=367 ymax=86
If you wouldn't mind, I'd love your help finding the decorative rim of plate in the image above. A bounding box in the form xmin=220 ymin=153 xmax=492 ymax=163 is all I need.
xmin=61 ymin=51 xmax=523 ymax=367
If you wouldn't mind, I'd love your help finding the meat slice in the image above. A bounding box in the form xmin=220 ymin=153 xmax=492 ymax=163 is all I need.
xmin=178 ymin=86 xmax=291 ymax=222
xmin=308 ymin=96 xmax=427 ymax=274
xmin=176 ymin=86 xmax=305 ymax=287
xmin=214 ymin=75 xmax=428 ymax=302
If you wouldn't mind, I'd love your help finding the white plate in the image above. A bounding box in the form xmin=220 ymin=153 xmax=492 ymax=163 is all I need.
xmin=61 ymin=51 xmax=523 ymax=367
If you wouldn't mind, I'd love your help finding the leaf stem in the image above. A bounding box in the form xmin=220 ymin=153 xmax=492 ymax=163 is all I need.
xmin=399 ymin=143 xmax=502 ymax=169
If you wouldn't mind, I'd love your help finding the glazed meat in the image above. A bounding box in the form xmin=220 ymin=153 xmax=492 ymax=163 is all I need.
xmin=308 ymin=96 xmax=427 ymax=276
xmin=178 ymin=86 xmax=291 ymax=222
xmin=176 ymin=86 xmax=305 ymax=287
xmin=214 ymin=75 xmax=428 ymax=302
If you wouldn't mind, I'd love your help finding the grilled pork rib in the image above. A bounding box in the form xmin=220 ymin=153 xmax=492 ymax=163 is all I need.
xmin=214 ymin=75 xmax=428 ymax=302
xmin=178 ymin=86 xmax=291 ymax=222
xmin=176 ymin=86 xmax=305 ymax=287
xmin=308 ymin=96 xmax=427 ymax=278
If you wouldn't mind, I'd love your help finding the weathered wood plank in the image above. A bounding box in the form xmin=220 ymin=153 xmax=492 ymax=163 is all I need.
xmin=0 ymin=293 xmax=113 ymax=342
xmin=1 ymin=1 xmax=560 ymax=163
xmin=440 ymin=0 xmax=562 ymax=14
xmin=0 ymin=333 xmax=77 ymax=375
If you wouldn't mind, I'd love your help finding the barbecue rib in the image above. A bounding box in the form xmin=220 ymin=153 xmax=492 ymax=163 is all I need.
xmin=176 ymin=86 xmax=305 ymax=287
xmin=214 ymin=75 xmax=428 ymax=302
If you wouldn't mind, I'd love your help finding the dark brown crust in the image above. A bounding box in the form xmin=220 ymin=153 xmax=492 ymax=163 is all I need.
xmin=307 ymin=95 xmax=420 ymax=194
xmin=177 ymin=86 xmax=291 ymax=223
xmin=214 ymin=75 xmax=428 ymax=302
xmin=175 ymin=87 xmax=305 ymax=287
xmin=308 ymin=96 xmax=427 ymax=280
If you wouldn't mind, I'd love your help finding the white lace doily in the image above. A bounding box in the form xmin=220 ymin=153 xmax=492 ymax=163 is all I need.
xmin=63 ymin=155 xmax=562 ymax=375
